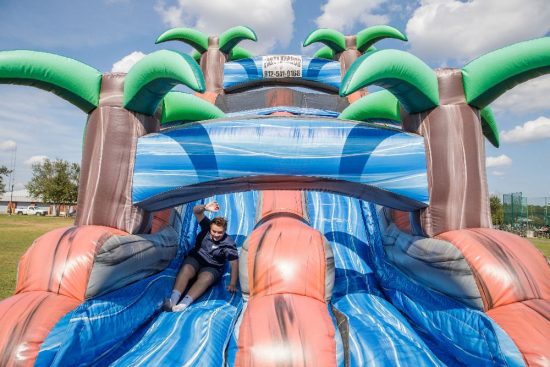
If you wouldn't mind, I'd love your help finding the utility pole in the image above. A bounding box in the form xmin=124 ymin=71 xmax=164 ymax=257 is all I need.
xmin=8 ymin=144 xmax=16 ymax=215
xmin=9 ymin=184 xmax=14 ymax=215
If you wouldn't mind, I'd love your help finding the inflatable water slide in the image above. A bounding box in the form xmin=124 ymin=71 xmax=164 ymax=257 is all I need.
xmin=0 ymin=25 xmax=549 ymax=366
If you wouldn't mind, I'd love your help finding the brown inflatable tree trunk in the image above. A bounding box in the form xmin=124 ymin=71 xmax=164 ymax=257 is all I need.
xmin=401 ymin=69 xmax=491 ymax=236
xmin=76 ymin=74 xmax=158 ymax=233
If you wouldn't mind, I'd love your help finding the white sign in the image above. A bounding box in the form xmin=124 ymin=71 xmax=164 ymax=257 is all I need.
xmin=262 ymin=55 xmax=302 ymax=78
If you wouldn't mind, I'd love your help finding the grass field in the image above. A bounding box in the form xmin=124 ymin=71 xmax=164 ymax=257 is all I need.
xmin=529 ymin=237 xmax=550 ymax=258
xmin=0 ymin=216 xmax=549 ymax=301
xmin=0 ymin=215 xmax=73 ymax=300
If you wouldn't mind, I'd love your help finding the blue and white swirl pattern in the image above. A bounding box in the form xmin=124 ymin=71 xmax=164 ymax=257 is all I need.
xmin=223 ymin=56 xmax=341 ymax=90
xmin=133 ymin=117 xmax=428 ymax=211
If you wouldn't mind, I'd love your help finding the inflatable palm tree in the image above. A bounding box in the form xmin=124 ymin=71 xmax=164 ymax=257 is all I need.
xmin=339 ymin=37 xmax=550 ymax=236
xmin=303 ymin=25 xmax=407 ymax=76
xmin=156 ymin=26 xmax=257 ymax=95
xmin=0 ymin=49 xmax=210 ymax=233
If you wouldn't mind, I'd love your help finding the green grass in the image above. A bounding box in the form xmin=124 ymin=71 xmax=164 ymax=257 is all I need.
xmin=0 ymin=215 xmax=73 ymax=300
xmin=528 ymin=237 xmax=550 ymax=258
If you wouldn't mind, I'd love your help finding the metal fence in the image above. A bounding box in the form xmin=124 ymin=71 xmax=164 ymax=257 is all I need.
xmin=502 ymin=193 xmax=550 ymax=238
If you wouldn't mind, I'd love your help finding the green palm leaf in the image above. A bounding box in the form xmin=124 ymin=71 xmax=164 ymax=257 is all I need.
xmin=0 ymin=50 xmax=101 ymax=113
xmin=339 ymin=90 xmax=401 ymax=123
xmin=340 ymin=50 xmax=439 ymax=113
xmin=161 ymin=92 xmax=225 ymax=124
xmin=123 ymin=50 xmax=205 ymax=115
xmin=313 ymin=46 xmax=335 ymax=60
xmin=480 ymin=106 xmax=500 ymax=147
xmin=462 ymin=37 xmax=550 ymax=109
xmin=229 ymin=46 xmax=254 ymax=61
xmin=356 ymin=25 xmax=407 ymax=52
xmin=155 ymin=28 xmax=209 ymax=53
xmin=303 ymin=28 xmax=346 ymax=53
xmin=191 ymin=50 xmax=202 ymax=64
xmin=219 ymin=26 xmax=257 ymax=54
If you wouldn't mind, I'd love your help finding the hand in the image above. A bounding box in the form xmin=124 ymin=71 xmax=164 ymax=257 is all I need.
xmin=205 ymin=201 xmax=220 ymax=212
xmin=226 ymin=283 xmax=238 ymax=293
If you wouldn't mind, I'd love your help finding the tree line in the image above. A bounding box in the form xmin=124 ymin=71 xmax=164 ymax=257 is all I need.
xmin=0 ymin=165 xmax=11 ymax=195
xmin=1 ymin=159 xmax=79 ymax=216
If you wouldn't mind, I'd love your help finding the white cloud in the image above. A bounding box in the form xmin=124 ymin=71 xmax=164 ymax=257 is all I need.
xmin=300 ymin=44 xmax=315 ymax=57
xmin=0 ymin=86 xmax=85 ymax=188
xmin=316 ymin=0 xmax=389 ymax=33
xmin=0 ymin=140 xmax=17 ymax=151
xmin=112 ymin=51 xmax=146 ymax=73
xmin=24 ymin=155 xmax=49 ymax=166
xmin=486 ymin=154 xmax=512 ymax=168
xmin=406 ymin=0 xmax=550 ymax=65
xmin=154 ymin=0 xmax=294 ymax=55
xmin=501 ymin=116 xmax=550 ymax=143
xmin=490 ymin=171 xmax=506 ymax=177
xmin=155 ymin=2 xmax=183 ymax=27
xmin=492 ymin=75 xmax=550 ymax=114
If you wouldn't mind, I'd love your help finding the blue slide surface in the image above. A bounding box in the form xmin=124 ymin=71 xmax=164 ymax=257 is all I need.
xmin=37 ymin=191 xmax=521 ymax=366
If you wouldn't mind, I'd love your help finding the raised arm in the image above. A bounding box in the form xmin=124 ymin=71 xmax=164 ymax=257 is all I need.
xmin=193 ymin=201 xmax=220 ymax=223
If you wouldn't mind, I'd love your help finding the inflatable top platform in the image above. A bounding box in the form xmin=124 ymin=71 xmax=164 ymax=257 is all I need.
xmin=0 ymin=25 xmax=549 ymax=367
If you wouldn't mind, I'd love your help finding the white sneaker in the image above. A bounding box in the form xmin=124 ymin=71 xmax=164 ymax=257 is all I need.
xmin=172 ymin=303 xmax=189 ymax=312
xmin=162 ymin=298 xmax=174 ymax=312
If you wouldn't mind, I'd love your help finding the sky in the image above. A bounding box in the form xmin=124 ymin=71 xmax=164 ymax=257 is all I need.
xmin=0 ymin=0 xmax=549 ymax=199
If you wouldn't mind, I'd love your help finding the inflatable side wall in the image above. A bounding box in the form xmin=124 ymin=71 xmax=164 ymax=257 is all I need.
xmin=438 ymin=229 xmax=550 ymax=366
xmin=0 ymin=226 xmax=125 ymax=366
xmin=236 ymin=191 xmax=336 ymax=366
xmin=378 ymin=207 xmax=550 ymax=366
xmin=0 ymin=224 xmax=178 ymax=365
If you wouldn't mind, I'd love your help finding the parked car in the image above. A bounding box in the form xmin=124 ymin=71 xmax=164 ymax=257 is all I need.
xmin=15 ymin=206 xmax=49 ymax=216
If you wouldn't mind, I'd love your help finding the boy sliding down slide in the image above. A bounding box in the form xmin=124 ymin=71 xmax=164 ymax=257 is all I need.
xmin=164 ymin=201 xmax=239 ymax=312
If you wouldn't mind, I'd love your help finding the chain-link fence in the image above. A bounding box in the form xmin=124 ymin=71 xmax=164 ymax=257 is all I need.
xmin=502 ymin=193 xmax=550 ymax=238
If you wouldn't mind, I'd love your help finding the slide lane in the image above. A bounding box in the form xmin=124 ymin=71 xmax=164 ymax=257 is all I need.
xmin=108 ymin=191 xmax=258 ymax=366
xmin=36 ymin=192 xmax=256 ymax=366
xmin=35 ymin=202 xmax=200 ymax=366
xmin=306 ymin=192 xmax=442 ymax=367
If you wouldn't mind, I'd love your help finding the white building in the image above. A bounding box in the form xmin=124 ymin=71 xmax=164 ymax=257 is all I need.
xmin=0 ymin=189 xmax=47 ymax=214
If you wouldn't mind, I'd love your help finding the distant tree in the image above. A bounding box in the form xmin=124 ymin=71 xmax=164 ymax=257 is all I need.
xmin=0 ymin=165 xmax=12 ymax=195
xmin=527 ymin=204 xmax=546 ymax=227
xmin=490 ymin=195 xmax=504 ymax=226
xmin=26 ymin=159 xmax=80 ymax=216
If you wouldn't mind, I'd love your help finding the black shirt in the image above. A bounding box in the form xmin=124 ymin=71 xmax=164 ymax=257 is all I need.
xmin=192 ymin=217 xmax=238 ymax=268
